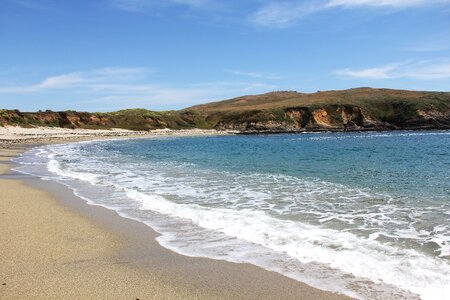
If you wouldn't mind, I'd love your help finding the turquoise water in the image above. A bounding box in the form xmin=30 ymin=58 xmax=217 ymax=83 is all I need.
xmin=107 ymin=131 xmax=449 ymax=200
xmin=14 ymin=131 xmax=450 ymax=299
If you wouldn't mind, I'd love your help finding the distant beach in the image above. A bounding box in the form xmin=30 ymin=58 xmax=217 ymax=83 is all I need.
xmin=0 ymin=126 xmax=235 ymax=145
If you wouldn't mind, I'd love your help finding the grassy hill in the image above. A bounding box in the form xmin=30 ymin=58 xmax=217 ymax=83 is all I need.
xmin=189 ymin=88 xmax=448 ymax=112
xmin=0 ymin=108 xmax=203 ymax=131
xmin=1 ymin=88 xmax=449 ymax=132
xmin=186 ymin=88 xmax=450 ymax=132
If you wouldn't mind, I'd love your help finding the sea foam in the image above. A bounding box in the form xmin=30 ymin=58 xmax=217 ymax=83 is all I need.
xmin=12 ymin=133 xmax=450 ymax=299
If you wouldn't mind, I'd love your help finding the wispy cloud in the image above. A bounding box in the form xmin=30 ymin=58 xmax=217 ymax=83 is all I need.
xmin=0 ymin=67 xmax=276 ymax=110
xmin=0 ymin=67 xmax=150 ymax=92
xmin=70 ymin=81 xmax=274 ymax=110
xmin=326 ymin=0 xmax=450 ymax=8
xmin=226 ymin=69 xmax=281 ymax=80
xmin=110 ymin=0 xmax=214 ymax=12
xmin=334 ymin=60 xmax=450 ymax=80
xmin=110 ymin=0 xmax=450 ymax=28
xmin=335 ymin=64 xmax=399 ymax=79
xmin=250 ymin=0 xmax=450 ymax=28
xmin=250 ymin=2 xmax=321 ymax=28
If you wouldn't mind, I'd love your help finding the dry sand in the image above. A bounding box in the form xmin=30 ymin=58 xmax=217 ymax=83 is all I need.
xmin=0 ymin=141 xmax=351 ymax=299
xmin=0 ymin=126 xmax=235 ymax=145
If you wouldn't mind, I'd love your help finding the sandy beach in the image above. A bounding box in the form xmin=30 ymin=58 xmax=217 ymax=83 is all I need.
xmin=0 ymin=126 xmax=234 ymax=145
xmin=0 ymin=130 xmax=350 ymax=299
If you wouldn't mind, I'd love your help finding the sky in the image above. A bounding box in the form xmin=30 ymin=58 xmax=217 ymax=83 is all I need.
xmin=0 ymin=0 xmax=450 ymax=112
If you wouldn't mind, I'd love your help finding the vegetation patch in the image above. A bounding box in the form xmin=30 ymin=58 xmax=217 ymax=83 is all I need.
xmin=1 ymin=88 xmax=449 ymax=131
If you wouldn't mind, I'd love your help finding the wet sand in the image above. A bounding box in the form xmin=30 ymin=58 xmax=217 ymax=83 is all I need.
xmin=0 ymin=144 xmax=350 ymax=299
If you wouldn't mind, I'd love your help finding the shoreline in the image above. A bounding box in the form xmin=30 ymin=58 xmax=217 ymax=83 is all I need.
xmin=236 ymin=127 xmax=450 ymax=135
xmin=0 ymin=141 xmax=350 ymax=299
xmin=1 ymin=125 xmax=448 ymax=145
xmin=0 ymin=126 xmax=237 ymax=146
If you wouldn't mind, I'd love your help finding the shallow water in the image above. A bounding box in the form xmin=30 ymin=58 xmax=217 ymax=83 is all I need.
xmin=13 ymin=131 xmax=450 ymax=299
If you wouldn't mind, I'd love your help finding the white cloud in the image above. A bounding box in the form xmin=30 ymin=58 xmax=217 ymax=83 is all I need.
xmin=335 ymin=65 xmax=398 ymax=79
xmin=326 ymin=0 xmax=450 ymax=8
xmin=405 ymin=63 xmax=450 ymax=80
xmin=110 ymin=0 xmax=450 ymax=28
xmin=71 ymin=82 xmax=273 ymax=111
xmin=0 ymin=67 xmax=276 ymax=109
xmin=226 ymin=69 xmax=281 ymax=80
xmin=0 ymin=67 xmax=149 ymax=93
xmin=110 ymin=0 xmax=212 ymax=12
xmin=250 ymin=0 xmax=450 ymax=27
xmin=38 ymin=67 xmax=149 ymax=89
xmin=73 ymin=82 xmax=265 ymax=108
xmin=250 ymin=2 xmax=320 ymax=28
xmin=335 ymin=60 xmax=450 ymax=80
xmin=37 ymin=73 xmax=84 ymax=89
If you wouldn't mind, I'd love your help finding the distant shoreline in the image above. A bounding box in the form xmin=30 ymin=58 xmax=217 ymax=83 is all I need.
xmin=235 ymin=127 xmax=450 ymax=135
xmin=0 ymin=126 xmax=236 ymax=145
xmin=1 ymin=125 xmax=449 ymax=146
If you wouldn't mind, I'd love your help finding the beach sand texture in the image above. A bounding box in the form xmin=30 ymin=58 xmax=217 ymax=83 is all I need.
xmin=0 ymin=126 xmax=235 ymax=145
xmin=0 ymin=142 xmax=349 ymax=299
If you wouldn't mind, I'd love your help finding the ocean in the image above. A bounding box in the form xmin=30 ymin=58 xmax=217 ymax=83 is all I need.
xmin=13 ymin=131 xmax=450 ymax=299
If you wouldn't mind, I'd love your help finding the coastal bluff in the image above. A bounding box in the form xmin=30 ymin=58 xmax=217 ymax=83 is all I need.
xmin=1 ymin=88 xmax=449 ymax=133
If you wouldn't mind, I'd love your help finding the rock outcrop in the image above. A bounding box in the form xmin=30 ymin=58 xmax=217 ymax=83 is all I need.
xmin=214 ymin=105 xmax=450 ymax=133
xmin=1 ymin=88 xmax=450 ymax=132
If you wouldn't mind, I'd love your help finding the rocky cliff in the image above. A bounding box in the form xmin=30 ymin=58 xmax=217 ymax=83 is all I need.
xmin=1 ymin=88 xmax=449 ymax=132
xmin=211 ymin=104 xmax=449 ymax=132
xmin=0 ymin=109 xmax=201 ymax=131
xmin=189 ymin=88 xmax=450 ymax=132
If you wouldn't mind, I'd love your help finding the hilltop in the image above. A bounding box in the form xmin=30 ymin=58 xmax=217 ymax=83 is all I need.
xmin=1 ymin=88 xmax=449 ymax=132
xmin=186 ymin=88 xmax=450 ymax=132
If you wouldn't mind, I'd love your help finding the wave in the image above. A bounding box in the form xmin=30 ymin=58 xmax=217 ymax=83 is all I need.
xmin=12 ymin=139 xmax=450 ymax=299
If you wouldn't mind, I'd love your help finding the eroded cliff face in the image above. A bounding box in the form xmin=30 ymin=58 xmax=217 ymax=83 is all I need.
xmin=0 ymin=110 xmax=178 ymax=130
xmin=2 ymin=88 xmax=450 ymax=133
xmin=215 ymin=105 xmax=450 ymax=133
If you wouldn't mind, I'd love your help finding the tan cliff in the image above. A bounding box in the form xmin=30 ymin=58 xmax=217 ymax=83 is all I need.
xmin=1 ymin=88 xmax=450 ymax=133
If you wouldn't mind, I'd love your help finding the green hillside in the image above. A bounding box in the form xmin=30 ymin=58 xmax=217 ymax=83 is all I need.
xmin=1 ymin=88 xmax=449 ymax=132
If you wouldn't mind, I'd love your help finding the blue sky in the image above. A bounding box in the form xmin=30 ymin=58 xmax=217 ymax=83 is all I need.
xmin=1 ymin=0 xmax=450 ymax=112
